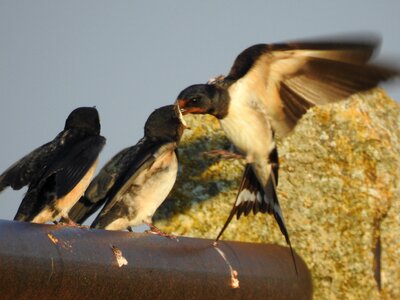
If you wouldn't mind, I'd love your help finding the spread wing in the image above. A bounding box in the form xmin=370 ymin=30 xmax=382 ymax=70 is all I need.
xmin=224 ymin=35 xmax=397 ymax=136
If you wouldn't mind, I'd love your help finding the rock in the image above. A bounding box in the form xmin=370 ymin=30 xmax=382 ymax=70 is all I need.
xmin=154 ymin=88 xmax=400 ymax=299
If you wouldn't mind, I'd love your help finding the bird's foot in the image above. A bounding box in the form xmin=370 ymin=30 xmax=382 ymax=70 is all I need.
xmin=203 ymin=149 xmax=244 ymax=160
xmin=55 ymin=217 xmax=85 ymax=228
xmin=144 ymin=222 xmax=178 ymax=240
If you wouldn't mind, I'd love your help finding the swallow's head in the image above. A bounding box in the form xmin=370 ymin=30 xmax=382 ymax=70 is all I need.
xmin=65 ymin=107 xmax=101 ymax=135
xmin=176 ymin=84 xmax=229 ymax=119
xmin=145 ymin=104 xmax=188 ymax=142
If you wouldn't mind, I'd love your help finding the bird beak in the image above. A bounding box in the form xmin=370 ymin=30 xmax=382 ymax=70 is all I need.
xmin=175 ymin=98 xmax=205 ymax=115
xmin=175 ymin=99 xmax=187 ymax=114
xmin=174 ymin=102 xmax=190 ymax=129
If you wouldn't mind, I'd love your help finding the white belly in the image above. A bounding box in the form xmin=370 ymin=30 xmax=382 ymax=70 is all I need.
xmin=127 ymin=159 xmax=177 ymax=226
xmin=220 ymin=93 xmax=274 ymax=162
xmin=105 ymin=149 xmax=178 ymax=230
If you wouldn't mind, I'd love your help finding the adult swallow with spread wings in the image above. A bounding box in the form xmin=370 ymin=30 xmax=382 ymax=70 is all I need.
xmin=67 ymin=105 xmax=187 ymax=233
xmin=176 ymin=35 xmax=398 ymax=270
xmin=0 ymin=107 xmax=106 ymax=224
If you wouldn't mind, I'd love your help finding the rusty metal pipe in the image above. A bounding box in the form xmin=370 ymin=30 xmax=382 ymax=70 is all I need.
xmin=0 ymin=220 xmax=312 ymax=299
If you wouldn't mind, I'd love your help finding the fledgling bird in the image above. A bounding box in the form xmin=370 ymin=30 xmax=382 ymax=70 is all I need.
xmin=0 ymin=107 xmax=106 ymax=224
xmin=176 ymin=34 xmax=398 ymax=270
xmin=67 ymin=105 xmax=187 ymax=233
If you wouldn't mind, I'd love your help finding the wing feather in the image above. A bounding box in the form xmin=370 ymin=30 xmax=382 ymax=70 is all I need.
xmin=67 ymin=144 xmax=139 ymax=223
xmin=224 ymin=35 xmax=397 ymax=137
xmin=52 ymin=136 xmax=106 ymax=198
xmin=0 ymin=141 xmax=55 ymax=192
xmin=90 ymin=141 xmax=173 ymax=229
xmin=13 ymin=134 xmax=105 ymax=221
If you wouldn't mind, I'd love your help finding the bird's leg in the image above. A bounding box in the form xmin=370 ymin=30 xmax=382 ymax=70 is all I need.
xmin=56 ymin=216 xmax=86 ymax=228
xmin=144 ymin=222 xmax=178 ymax=240
xmin=203 ymin=149 xmax=244 ymax=160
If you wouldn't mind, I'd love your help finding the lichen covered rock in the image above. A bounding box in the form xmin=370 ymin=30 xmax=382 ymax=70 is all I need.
xmin=154 ymin=89 xmax=400 ymax=299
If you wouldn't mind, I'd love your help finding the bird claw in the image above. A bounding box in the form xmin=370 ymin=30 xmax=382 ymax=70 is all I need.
xmin=55 ymin=218 xmax=84 ymax=228
xmin=144 ymin=223 xmax=178 ymax=240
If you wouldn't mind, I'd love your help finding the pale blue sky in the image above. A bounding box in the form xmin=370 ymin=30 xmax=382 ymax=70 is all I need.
xmin=1 ymin=1 xmax=399 ymax=221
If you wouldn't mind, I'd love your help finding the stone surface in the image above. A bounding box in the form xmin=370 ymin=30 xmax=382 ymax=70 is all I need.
xmin=154 ymin=88 xmax=400 ymax=299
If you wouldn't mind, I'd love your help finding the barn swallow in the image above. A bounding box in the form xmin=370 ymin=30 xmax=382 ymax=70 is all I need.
xmin=0 ymin=107 xmax=106 ymax=224
xmin=176 ymin=34 xmax=398 ymax=271
xmin=67 ymin=105 xmax=187 ymax=232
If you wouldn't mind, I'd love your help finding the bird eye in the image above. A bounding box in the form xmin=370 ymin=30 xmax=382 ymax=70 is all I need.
xmin=191 ymin=97 xmax=200 ymax=103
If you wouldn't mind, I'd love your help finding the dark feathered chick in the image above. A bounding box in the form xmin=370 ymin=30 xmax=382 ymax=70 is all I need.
xmin=0 ymin=107 xmax=105 ymax=223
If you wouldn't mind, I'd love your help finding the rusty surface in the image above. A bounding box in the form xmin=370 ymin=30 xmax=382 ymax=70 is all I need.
xmin=0 ymin=219 xmax=312 ymax=299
